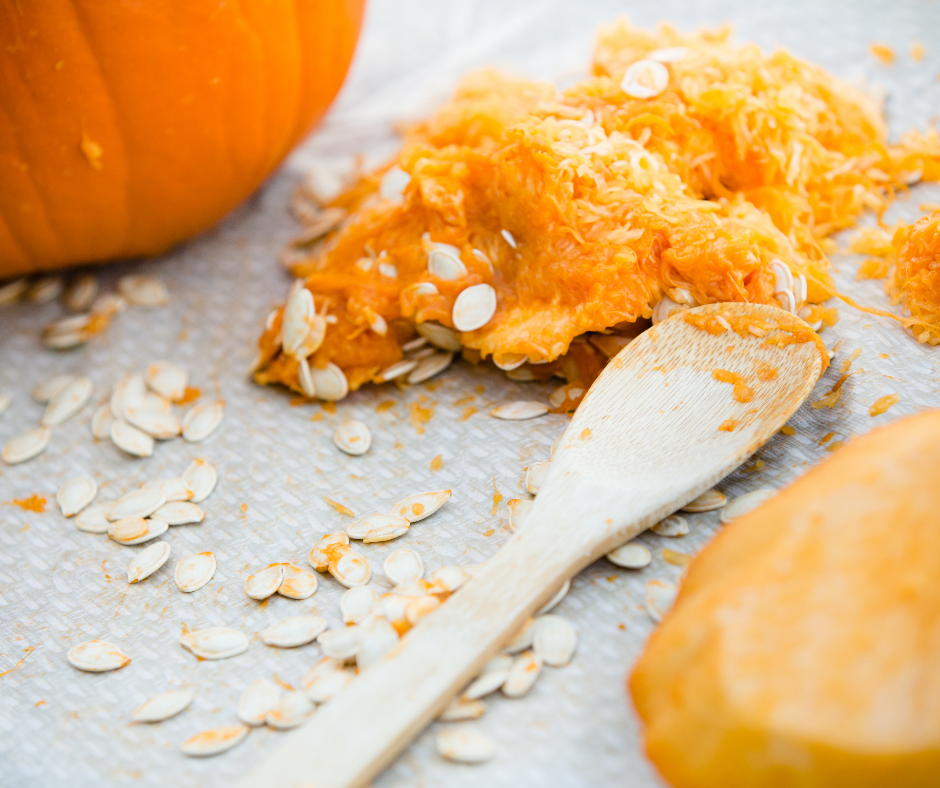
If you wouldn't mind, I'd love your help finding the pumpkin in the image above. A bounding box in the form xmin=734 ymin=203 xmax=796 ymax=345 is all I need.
xmin=0 ymin=0 xmax=365 ymax=277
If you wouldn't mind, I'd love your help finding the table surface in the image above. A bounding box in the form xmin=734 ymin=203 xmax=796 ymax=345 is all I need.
xmin=2 ymin=1 xmax=940 ymax=786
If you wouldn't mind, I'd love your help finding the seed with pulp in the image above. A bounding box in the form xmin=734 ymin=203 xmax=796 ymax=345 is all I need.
xmin=651 ymin=514 xmax=689 ymax=537
xmin=384 ymin=549 xmax=424 ymax=586
xmin=182 ymin=458 xmax=217 ymax=503
xmin=110 ymin=419 xmax=154 ymax=457
xmin=182 ymin=401 xmax=224 ymax=442
xmin=490 ymin=401 xmax=549 ymax=420
xmin=75 ymin=502 xmax=114 ymax=533
xmin=406 ymin=351 xmax=453 ymax=384
xmin=245 ymin=564 xmax=284 ymax=600
xmin=132 ymin=688 xmax=194 ymax=723
xmin=180 ymin=627 xmax=249 ymax=660
xmin=266 ymin=691 xmax=315 ymax=729
xmin=436 ymin=725 xmax=496 ymax=764
xmin=238 ymin=678 xmax=281 ymax=726
xmin=333 ymin=420 xmax=372 ymax=455
xmin=2 ymin=426 xmax=52 ymax=464
xmin=310 ymin=362 xmax=348 ymax=401
xmin=375 ymin=359 xmax=417 ymax=383
xmin=127 ymin=541 xmax=171 ymax=583
xmin=57 ymin=476 xmax=98 ymax=517
xmin=145 ymin=360 xmax=187 ymax=401
xmin=175 ymin=552 xmax=216 ymax=593
xmin=329 ymin=546 xmax=372 ymax=588
xmin=452 ymin=283 xmax=497 ymax=332
xmin=415 ymin=321 xmax=461 ymax=351
xmin=41 ymin=376 xmax=93 ymax=427
xmin=180 ymin=725 xmax=248 ymax=757
xmin=681 ymin=489 xmax=727 ymax=513
xmin=428 ymin=248 xmax=468 ymax=280
xmin=282 ymin=284 xmax=315 ymax=358
xmin=607 ymin=542 xmax=652 ymax=569
xmin=502 ymin=650 xmax=543 ymax=698
xmin=277 ymin=564 xmax=318 ymax=599
xmin=532 ymin=615 xmax=577 ymax=667
xmin=154 ymin=501 xmax=204 ymax=526
xmin=389 ymin=490 xmax=451 ymax=523
xmin=621 ymin=58 xmax=669 ymax=99
xmin=645 ymin=579 xmax=678 ymax=622
xmin=67 ymin=640 xmax=130 ymax=672
xmin=308 ymin=532 xmax=349 ymax=571
xmin=261 ymin=614 xmax=328 ymax=648
xmin=109 ymin=489 xmax=165 ymax=521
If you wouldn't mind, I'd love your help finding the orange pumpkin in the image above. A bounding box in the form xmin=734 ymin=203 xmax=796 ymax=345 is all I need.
xmin=0 ymin=0 xmax=365 ymax=277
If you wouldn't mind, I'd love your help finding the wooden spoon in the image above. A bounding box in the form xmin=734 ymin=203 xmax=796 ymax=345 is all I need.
xmin=239 ymin=303 xmax=827 ymax=788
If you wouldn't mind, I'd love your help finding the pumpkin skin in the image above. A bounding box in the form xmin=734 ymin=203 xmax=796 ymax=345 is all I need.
xmin=0 ymin=0 xmax=365 ymax=276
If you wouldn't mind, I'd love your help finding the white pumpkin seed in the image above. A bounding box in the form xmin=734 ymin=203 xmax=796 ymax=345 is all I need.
xmin=378 ymin=261 xmax=397 ymax=278
xmin=452 ymin=283 xmax=497 ymax=332
xmin=375 ymin=359 xmax=417 ymax=383
xmin=307 ymin=532 xmax=349 ymax=571
xmin=490 ymin=400 xmax=549 ymax=421
xmin=363 ymin=522 xmax=410 ymax=543
xmin=681 ymin=488 xmax=727 ymax=512
xmin=427 ymin=565 xmax=469 ymax=593
xmin=502 ymin=650 xmax=543 ymax=698
xmin=238 ymin=679 xmax=281 ymax=726
xmin=266 ymin=691 xmax=315 ymax=729
xmin=110 ymin=419 xmax=154 ymax=457
xmin=302 ymin=657 xmax=355 ymax=702
xmin=648 ymin=45 xmax=692 ymax=62
xmin=182 ymin=401 xmax=224 ymax=442
xmin=621 ymin=58 xmax=669 ymax=99
xmin=41 ymin=376 xmax=92 ymax=427
xmin=389 ymin=490 xmax=451 ymax=523
xmin=607 ymin=542 xmax=652 ymax=569
xmin=347 ymin=513 xmax=409 ymax=540
xmin=525 ymin=461 xmax=550 ymax=495
xmin=57 ymin=476 xmax=98 ymax=517
xmin=90 ymin=292 xmax=127 ymax=317
xmin=91 ymin=404 xmax=115 ymax=439
xmin=532 ymin=615 xmax=577 ymax=667
xmin=117 ymin=274 xmax=168 ymax=306
xmin=126 ymin=541 xmax=171 ymax=583
xmin=318 ymin=627 xmax=360 ymax=660
xmin=439 ymin=699 xmax=487 ymax=722
xmin=0 ymin=277 xmax=28 ymax=305
xmin=428 ymin=248 xmax=467 ymax=281
xmin=174 ymin=552 xmax=216 ymax=593
xmin=154 ymin=501 xmax=204 ymax=526
xmin=282 ymin=283 xmax=315 ymax=358
xmin=180 ymin=725 xmax=248 ymax=757
xmin=406 ymin=351 xmax=453 ymax=384
xmin=108 ymin=517 xmax=168 ymax=546
xmin=356 ymin=615 xmax=399 ymax=670
xmin=2 ymin=426 xmax=52 ymax=464
xmin=415 ymin=322 xmax=461 ymax=351
xmin=537 ymin=579 xmax=570 ymax=615
xmin=27 ymin=274 xmax=63 ymax=303
xmin=341 ymin=586 xmax=378 ymax=624
xmin=645 ymin=579 xmax=678 ymax=622
xmin=329 ymin=546 xmax=372 ymax=588
xmin=182 ymin=458 xmax=217 ymax=503
xmin=436 ymin=726 xmax=496 ymax=764
xmin=504 ymin=618 xmax=535 ymax=655
xmin=144 ymin=360 xmax=187 ymax=401
xmin=651 ymin=514 xmax=689 ymax=537
xmin=720 ymin=487 xmax=776 ymax=524
xmin=63 ymin=274 xmax=98 ymax=313
xmin=245 ymin=564 xmax=284 ymax=600
xmin=462 ymin=662 xmax=511 ymax=700
xmin=379 ymin=165 xmax=411 ymax=203
xmin=333 ymin=420 xmax=371 ymax=455
xmin=492 ymin=353 xmax=526 ymax=371
xmin=384 ymin=549 xmax=424 ymax=586
xmin=132 ymin=688 xmax=194 ymax=723
xmin=67 ymin=640 xmax=130 ymax=672
xmin=110 ymin=372 xmax=147 ymax=420
xmin=125 ymin=406 xmax=181 ymax=439
xmin=261 ymin=614 xmax=327 ymax=648
xmin=507 ymin=498 xmax=533 ymax=531
xmin=33 ymin=373 xmax=77 ymax=403
xmin=278 ymin=563 xmax=318 ymax=599
xmin=109 ymin=489 xmax=165 ymax=521
xmin=143 ymin=477 xmax=193 ymax=502
xmin=310 ymin=362 xmax=348 ymax=401
xmin=75 ymin=502 xmax=113 ymax=534
xmin=298 ymin=357 xmax=316 ymax=398
xmin=180 ymin=627 xmax=249 ymax=660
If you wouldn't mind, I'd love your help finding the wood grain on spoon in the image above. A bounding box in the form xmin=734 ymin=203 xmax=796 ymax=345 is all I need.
xmin=239 ymin=302 xmax=828 ymax=788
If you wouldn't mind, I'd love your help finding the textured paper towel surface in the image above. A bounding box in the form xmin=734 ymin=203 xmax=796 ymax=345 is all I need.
xmin=2 ymin=1 xmax=940 ymax=786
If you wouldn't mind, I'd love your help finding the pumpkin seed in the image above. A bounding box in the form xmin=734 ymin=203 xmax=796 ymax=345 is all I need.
xmin=329 ymin=545 xmax=372 ymax=588
xmin=33 ymin=374 xmax=75 ymax=404
xmin=645 ymin=579 xmax=678 ymax=622
xmin=75 ymin=502 xmax=113 ymax=534
xmin=180 ymin=627 xmax=249 ymax=660
xmin=504 ymin=618 xmax=535 ymax=654
xmin=378 ymin=261 xmax=397 ymax=278
xmin=245 ymin=564 xmax=284 ymax=600
xmin=356 ymin=615 xmax=400 ymax=670
xmin=720 ymin=487 xmax=776 ymax=524
xmin=180 ymin=725 xmax=248 ymax=757
xmin=681 ymin=489 xmax=727 ymax=512
xmin=651 ymin=514 xmax=689 ymax=537
xmin=492 ymin=353 xmax=527 ymax=371
xmin=384 ymin=549 xmax=424 ymax=586
xmin=490 ymin=401 xmax=549 ymax=420
xmin=0 ymin=277 xmax=28 ymax=305
xmin=144 ymin=360 xmax=187 ymax=401
xmin=63 ymin=274 xmax=98 ymax=313
xmin=525 ymin=461 xmax=550 ymax=495
xmin=363 ymin=522 xmax=410 ymax=543
xmin=302 ymin=657 xmax=355 ymax=702
xmin=108 ymin=517 xmax=168 ymax=546
xmin=318 ymin=627 xmax=360 ymax=660
xmin=91 ymin=404 xmax=115 ymax=439
xmin=41 ymin=327 xmax=87 ymax=349
xmin=143 ymin=477 xmax=193 ymax=502
xmin=375 ymin=359 xmax=418 ymax=383
xmin=2 ymin=426 xmax=52 ymax=464
xmin=125 ymin=406 xmax=181 ymax=439
xmin=67 ymin=640 xmax=130 ymax=672
xmin=41 ymin=376 xmax=92 ymax=427
xmin=507 ymin=498 xmax=533 ymax=531
xmin=502 ymin=650 xmax=543 ymax=698
xmin=110 ymin=419 xmax=154 ymax=457
xmin=341 ymin=586 xmax=379 ymax=625
xmin=439 ymin=698 xmax=486 ymax=722
xmin=174 ymin=552 xmax=216 ymax=593
xmin=532 ymin=615 xmax=577 ymax=667
xmin=298 ymin=357 xmax=316 ymax=397
xmin=427 ymin=565 xmax=469 ymax=593
xmin=428 ymin=248 xmax=467 ymax=281
xmin=648 ymin=45 xmax=692 ymax=62
xmin=117 ymin=274 xmax=168 ymax=306
xmin=436 ymin=726 xmax=496 ymax=764
xmin=90 ymin=292 xmax=127 ymax=317
xmin=452 ymin=284 xmax=497 ymax=332
xmin=110 ymin=373 xmax=147 ymax=420
xmin=237 ymin=679 xmax=282 ymax=726
xmin=109 ymin=489 xmax=165 ymax=521
xmin=182 ymin=458 xmax=217 ymax=503
xmin=607 ymin=541 xmax=652 ymax=568
xmin=152 ymin=501 xmax=203 ymax=526
xmin=261 ymin=614 xmax=327 ymax=648
xmin=379 ymin=165 xmax=411 ymax=203
xmin=182 ymin=401 xmax=224 ymax=442
xmin=406 ymin=351 xmax=453 ymax=384
xmin=266 ymin=691 xmax=315 ymax=729
xmin=347 ymin=514 xmax=408 ymax=540
xmin=308 ymin=532 xmax=350 ymax=571
xmin=278 ymin=564 xmax=318 ymax=599
xmin=282 ymin=283 xmax=315 ymax=358
xmin=389 ymin=490 xmax=451 ymax=523
xmin=462 ymin=662 xmax=511 ymax=701
xmin=310 ymin=362 xmax=348 ymax=401
xmin=126 ymin=541 xmax=171 ymax=583
xmin=57 ymin=476 xmax=98 ymax=517
xmin=621 ymin=58 xmax=669 ymax=99
xmin=333 ymin=420 xmax=371 ymax=455
xmin=132 ymin=688 xmax=194 ymax=723
xmin=415 ymin=322 xmax=461 ymax=351
xmin=537 ymin=579 xmax=570 ymax=615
